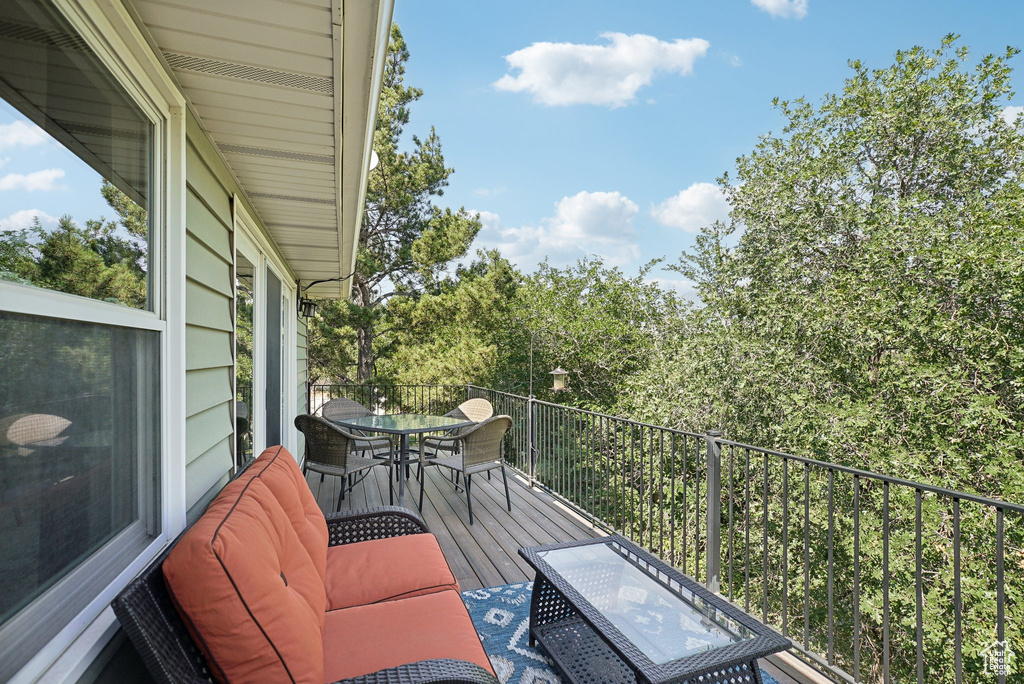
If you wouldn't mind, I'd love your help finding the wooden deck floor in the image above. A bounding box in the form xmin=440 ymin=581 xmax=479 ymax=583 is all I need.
xmin=304 ymin=463 xmax=602 ymax=590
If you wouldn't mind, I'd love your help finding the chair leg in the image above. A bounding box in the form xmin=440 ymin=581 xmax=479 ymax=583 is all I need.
xmin=389 ymin=465 xmax=394 ymax=506
xmin=487 ymin=470 xmax=491 ymax=481
xmin=454 ymin=471 xmax=460 ymax=487
xmin=418 ymin=465 xmax=426 ymax=512
xmin=466 ymin=473 xmax=473 ymax=525
xmin=501 ymin=464 xmax=512 ymax=512
xmin=336 ymin=475 xmax=345 ymax=512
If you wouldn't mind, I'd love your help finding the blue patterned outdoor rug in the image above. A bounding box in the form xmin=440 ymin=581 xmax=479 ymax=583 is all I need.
xmin=461 ymin=582 xmax=779 ymax=684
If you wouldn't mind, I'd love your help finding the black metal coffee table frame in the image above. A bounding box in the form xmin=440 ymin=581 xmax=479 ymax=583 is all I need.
xmin=519 ymin=536 xmax=791 ymax=684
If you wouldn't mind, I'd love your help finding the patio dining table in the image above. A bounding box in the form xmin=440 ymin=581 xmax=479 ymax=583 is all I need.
xmin=328 ymin=413 xmax=475 ymax=505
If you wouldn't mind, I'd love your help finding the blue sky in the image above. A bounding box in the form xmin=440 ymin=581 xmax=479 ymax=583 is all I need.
xmin=0 ymin=100 xmax=111 ymax=236
xmin=392 ymin=0 xmax=1024 ymax=290
xmin=2 ymin=1 xmax=1023 ymax=294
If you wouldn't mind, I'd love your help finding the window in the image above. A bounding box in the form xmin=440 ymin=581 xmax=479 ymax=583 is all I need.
xmin=236 ymin=253 xmax=255 ymax=465
xmin=0 ymin=2 xmax=164 ymax=680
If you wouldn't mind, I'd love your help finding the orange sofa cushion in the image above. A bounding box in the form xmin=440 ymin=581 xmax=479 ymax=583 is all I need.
xmin=325 ymin=534 xmax=458 ymax=611
xmin=164 ymin=473 xmax=327 ymax=683
xmin=244 ymin=446 xmax=329 ymax=581
xmin=321 ymin=590 xmax=494 ymax=682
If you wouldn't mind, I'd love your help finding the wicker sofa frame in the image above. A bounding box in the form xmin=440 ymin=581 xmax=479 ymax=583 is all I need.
xmin=111 ymin=505 xmax=498 ymax=684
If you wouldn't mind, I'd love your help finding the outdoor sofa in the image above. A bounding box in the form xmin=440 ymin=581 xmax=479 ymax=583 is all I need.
xmin=111 ymin=445 xmax=498 ymax=684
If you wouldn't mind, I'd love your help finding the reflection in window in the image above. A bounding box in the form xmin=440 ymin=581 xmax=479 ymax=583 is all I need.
xmin=0 ymin=313 xmax=160 ymax=679
xmin=236 ymin=255 xmax=255 ymax=465
xmin=0 ymin=1 xmax=152 ymax=310
xmin=0 ymin=2 xmax=160 ymax=679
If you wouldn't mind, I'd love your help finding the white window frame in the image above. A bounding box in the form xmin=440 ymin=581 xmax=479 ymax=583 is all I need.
xmin=0 ymin=0 xmax=187 ymax=681
xmin=233 ymin=199 xmax=298 ymax=458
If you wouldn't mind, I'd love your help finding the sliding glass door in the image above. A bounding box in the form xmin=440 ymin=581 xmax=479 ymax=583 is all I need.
xmin=264 ymin=267 xmax=284 ymax=448
xmin=234 ymin=223 xmax=293 ymax=464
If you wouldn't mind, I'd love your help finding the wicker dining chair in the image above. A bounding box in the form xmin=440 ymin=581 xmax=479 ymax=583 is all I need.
xmin=319 ymin=396 xmax=393 ymax=457
xmin=447 ymin=398 xmax=494 ymax=425
xmin=419 ymin=398 xmax=494 ymax=455
xmin=294 ymin=414 xmax=396 ymax=511
xmin=320 ymin=396 xmax=373 ymax=422
xmin=417 ymin=415 xmax=513 ymax=524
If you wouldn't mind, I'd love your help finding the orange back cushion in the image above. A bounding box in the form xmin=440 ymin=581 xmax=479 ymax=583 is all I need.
xmin=246 ymin=446 xmax=329 ymax=580
xmin=164 ymin=473 xmax=327 ymax=683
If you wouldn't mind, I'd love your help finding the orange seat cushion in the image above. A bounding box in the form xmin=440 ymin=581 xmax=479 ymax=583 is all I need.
xmin=325 ymin=534 xmax=458 ymax=611
xmin=321 ymin=590 xmax=494 ymax=682
xmin=164 ymin=470 xmax=327 ymax=683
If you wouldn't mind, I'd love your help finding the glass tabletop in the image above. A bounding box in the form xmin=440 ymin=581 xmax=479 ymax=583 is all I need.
xmin=331 ymin=413 xmax=473 ymax=435
xmin=537 ymin=541 xmax=755 ymax=664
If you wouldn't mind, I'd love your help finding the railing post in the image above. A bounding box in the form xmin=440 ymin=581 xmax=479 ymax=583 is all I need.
xmin=528 ymin=395 xmax=537 ymax=487
xmin=704 ymin=430 xmax=723 ymax=593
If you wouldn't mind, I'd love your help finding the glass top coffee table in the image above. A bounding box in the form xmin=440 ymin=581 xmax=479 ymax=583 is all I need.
xmin=519 ymin=536 xmax=791 ymax=684
xmin=330 ymin=413 xmax=474 ymax=505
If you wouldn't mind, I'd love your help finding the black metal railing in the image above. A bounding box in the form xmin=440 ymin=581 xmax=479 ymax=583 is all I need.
xmin=307 ymin=384 xmax=1020 ymax=683
xmin=235 ymin=380 xmax=253 ymax=466
xmin=307 ymin=383 xmax=468 ymax=418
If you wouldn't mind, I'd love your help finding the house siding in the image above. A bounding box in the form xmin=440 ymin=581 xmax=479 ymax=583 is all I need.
xmin=183 ymin=136 xmax=235 ymax=522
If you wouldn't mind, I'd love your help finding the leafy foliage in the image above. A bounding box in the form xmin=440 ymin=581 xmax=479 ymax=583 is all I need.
xmin=618 ymin=36 xmax=1024 ymax=682
xmin=0 ymin=180 xmax=148 ymax=308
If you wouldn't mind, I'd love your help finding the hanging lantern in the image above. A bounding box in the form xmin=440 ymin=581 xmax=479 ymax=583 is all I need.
xmin=550 ymin=367 xmax=568 ymax=391
xmin=298 ymin=298 xmax=317 ymax=318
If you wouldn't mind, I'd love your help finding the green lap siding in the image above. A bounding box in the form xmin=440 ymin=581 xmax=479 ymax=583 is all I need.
xmin=184 ymin=123 xmax=234 ymax=523
xmin=183 ymin=112 xmax=308 ymax=520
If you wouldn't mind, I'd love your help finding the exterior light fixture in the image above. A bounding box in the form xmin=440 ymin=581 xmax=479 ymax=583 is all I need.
xmin=550 ymin=367 xmax=568 ymax=392
xmin=298 ymin=298 xmax=317 ymax=318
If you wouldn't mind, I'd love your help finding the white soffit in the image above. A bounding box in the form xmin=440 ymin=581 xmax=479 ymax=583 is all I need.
xmin=130 ymin=0 xmax=393 ymax=299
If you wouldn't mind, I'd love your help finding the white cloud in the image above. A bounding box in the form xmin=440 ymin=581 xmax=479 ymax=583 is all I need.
xmin=0 ymin=168 xmax=65 ymax=192
xmin=651 ymin=182 xmax=730 ymax=232
xmin=0 ymin=208 xmax=59 ymax=232
xmin=752 ymin=0 xmax=809 ymax=19
xmin=0 ymin=121 xmax=48 ymax=150
xmin=474 ymin=186 xmax=506 ymax=197
xmin=494 ymin=32 xmax=710 ymax=108
xmin=730 ymin=55 xmax=743 ymax=67
xmin=472 ymin=191 xmax=641 ymax=269
xmin=1001 ymin=106 xmax=1023 ymax=126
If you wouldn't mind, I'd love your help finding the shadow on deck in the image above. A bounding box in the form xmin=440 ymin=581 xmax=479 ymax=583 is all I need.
xmin=304 ymin=463 xmax=601 ymax=590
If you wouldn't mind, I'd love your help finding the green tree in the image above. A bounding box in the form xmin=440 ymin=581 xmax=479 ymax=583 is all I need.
xmin=623 ymin=35 xmax=1024 ymax=682
xmin=0 ymin=180 xmax=148 ymax=307
xmin=377 ymin=250 xmax=521 ymax=386
xmin=493 ymin=258 xmax=682 ymax=410
xmin=316 ymin=24 xmax=480 ymax=382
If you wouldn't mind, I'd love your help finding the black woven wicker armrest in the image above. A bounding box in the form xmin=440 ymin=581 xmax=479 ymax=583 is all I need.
xmin=333 ymin=658 xmax=498 ymax=684
xmin=325 ymin=506 xmax=428 ymax=546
